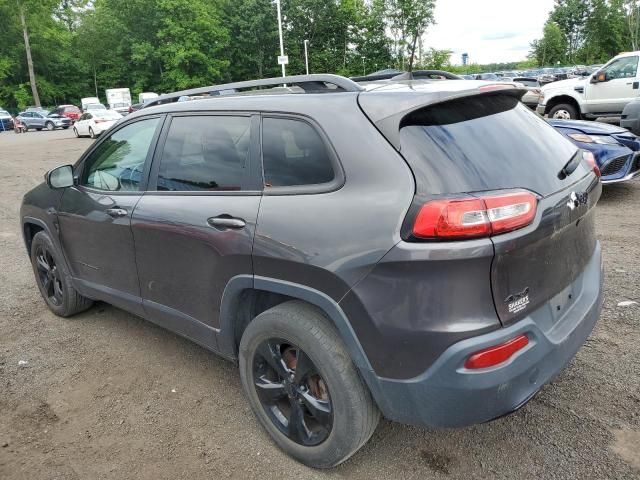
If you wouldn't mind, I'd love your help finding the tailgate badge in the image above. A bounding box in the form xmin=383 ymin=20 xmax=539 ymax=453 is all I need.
xmin=567 ymin=191 xmax=588 ymax=211
xmin=505 ymin=287 xmax=530 ymax=314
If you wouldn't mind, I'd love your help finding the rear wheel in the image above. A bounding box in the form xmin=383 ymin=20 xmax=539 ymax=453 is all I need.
xmin=89 ymin=127 xmax=96 ymax=139
xmin=45 ymin=121 xmax=55 ymax=131
xmin=548 ymin=103 xmax=578 ymax=120
xmin=30 ymin=231 xmax=93 ymax=317
xmin=239 ymin=301 xmax=379 ymax=468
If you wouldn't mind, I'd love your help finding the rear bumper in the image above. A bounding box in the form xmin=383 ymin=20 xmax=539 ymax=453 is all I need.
xmin=368 ymin=242 xmax=603 ymax=428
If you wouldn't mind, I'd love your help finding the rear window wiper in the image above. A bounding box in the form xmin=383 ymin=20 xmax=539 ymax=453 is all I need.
xmin=558 ymin=151 xmax=582 ymax=180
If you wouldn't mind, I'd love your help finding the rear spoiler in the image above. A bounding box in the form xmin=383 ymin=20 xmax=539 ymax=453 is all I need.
xmin=358 ymin=83 xmax=526 ymax=150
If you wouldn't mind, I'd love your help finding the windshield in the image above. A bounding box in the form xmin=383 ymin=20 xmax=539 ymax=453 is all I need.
xmin=0 ymin=110 xmax=10 ymax=116
xmin=399 ymin=95 xmax=586 ymax=197
xmin=87 ymin=104 xmax=106 ymax=110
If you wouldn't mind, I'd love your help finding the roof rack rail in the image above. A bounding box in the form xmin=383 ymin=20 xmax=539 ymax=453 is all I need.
xmin=144 ymin=74 xmax=363 ymax=108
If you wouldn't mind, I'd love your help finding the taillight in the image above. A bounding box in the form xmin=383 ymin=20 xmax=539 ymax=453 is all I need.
xmin=583 ymin=151 xmax=601 ymax=178
xmin=464 ymin=334 xmax=529 ymax=369
xmin=412 ymin=191 xmax=537 ymax=240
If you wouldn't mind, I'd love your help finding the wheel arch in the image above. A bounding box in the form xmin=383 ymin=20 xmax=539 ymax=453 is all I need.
xmin=218 ymin=275 xmax=388 ymax=408
xmin=22 ymin=217 xmax=73 ymax=275
xmin=544 ymin=94 xmax=582 ymax=117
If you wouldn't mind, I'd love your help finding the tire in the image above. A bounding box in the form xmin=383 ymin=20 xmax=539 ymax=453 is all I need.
xmin=548 ymin=103 xmax=578 ymax=120
xmin=36 ymin=128 xmax=42 ymax=131
xmin=73 ymin=127 xmax=79 ymax=138
xmin=239 ymin=301 xmax=379 ymax=468
xmin=89 ymin=127 xmax=96 ymax=139
xmin=62 ymin=126 xmax=69 ymax=129
xmin=45 ymin=121 xmax=55 ymax=131
xmin=30 ymin=231 xmax=93 ymax=317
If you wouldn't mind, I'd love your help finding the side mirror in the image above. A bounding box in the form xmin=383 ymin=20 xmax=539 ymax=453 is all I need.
xmin=46 ymin=165 xmax=74 ymax=189
xmin=591 ymin=71 xmax=607 ymax=83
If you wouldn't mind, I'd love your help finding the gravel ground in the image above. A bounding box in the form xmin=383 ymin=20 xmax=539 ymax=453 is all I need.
xmin=0 ymin=129 xmax=639 ymax=480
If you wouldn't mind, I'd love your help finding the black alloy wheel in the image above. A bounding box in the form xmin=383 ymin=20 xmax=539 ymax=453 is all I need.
xmin=34 ymin=245 xmax=64 ymax=307
xmin=252 ymin=338 xmax=333 ymax=446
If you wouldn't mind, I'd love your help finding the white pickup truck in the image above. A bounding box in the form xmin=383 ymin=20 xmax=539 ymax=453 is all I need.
xmin=537 ymin=51 xmax=640 ymax=120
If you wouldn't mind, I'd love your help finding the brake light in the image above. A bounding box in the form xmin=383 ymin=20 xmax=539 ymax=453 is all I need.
xmin=464 ymin=334 xmax=529 ymax=369
xmin=583 ymin=151 xmax=601 ymax=178
xmin=412 ymin=191 xmax=537 ymax=240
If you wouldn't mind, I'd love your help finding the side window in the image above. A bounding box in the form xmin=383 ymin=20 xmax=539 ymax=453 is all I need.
xmin=262 ymin=117 xmax=335 ymax=188
xmin=156 ymin=116 xmax=251 ymax=191
xmin=81 ymin=117 xmax=160 ymax=192
xmin=603 ymin=56 xmax=638 ymax=80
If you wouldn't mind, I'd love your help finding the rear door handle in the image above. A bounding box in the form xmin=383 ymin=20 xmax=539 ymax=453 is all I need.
xmin=106 ymin=208 xmax=128 ymax=218
xmin=207 ymin=216 xmax=246 ymax=229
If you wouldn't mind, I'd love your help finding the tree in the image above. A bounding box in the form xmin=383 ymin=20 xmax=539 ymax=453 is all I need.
xmin=530 ymin=20 xmax=567 ymax=66
xmin=550 ymin=0 xmax=589 ymax=62
xmin=386 ymin=0 xmax=436 ymax=72
xmin=625 ymin=0 xmax=640 ymax=50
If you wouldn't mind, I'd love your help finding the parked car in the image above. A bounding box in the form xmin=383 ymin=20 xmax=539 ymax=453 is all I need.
xmin=86 ymin=103 xmax=107 ymax=112
xmin=128 ymin=103 xmax=143 ymax=114
xmin=538 ymin=51 xmax=640 ymax=119
xmin=73 ymin=109 xmax=122 ymax=138
xmin=53 ymin=105 xmax=82 ymax=122
xmin=17 ymin=110 xmax=72 ymax=131
xmin=474 ymin=72 xmax=500 ymax=80
xmin=21 ymin=74 xmax=603 ymax=468
xmin=512 ymin=77 xmax=542 ymax=109
xmin=549 ymin=118 xmax=640 ymax=183
xmin=81 ymin=97 xmax=101 ymax=111
xmin=0 ymin=108 xmax=14 ymax=131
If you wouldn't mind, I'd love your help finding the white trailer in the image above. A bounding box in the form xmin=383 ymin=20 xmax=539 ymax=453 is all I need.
xmin=105 ymin=88 xmax=132 ymax=115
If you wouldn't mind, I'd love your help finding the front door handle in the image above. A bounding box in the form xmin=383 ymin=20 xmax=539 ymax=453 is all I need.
xmin=207 ymin=216 xmax=246 ymax=229
xmin=106 ymin=208 xmax=128 ymax=218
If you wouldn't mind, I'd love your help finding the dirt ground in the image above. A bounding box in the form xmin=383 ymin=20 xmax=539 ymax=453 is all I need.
xmin=0 ymin=129 xmax=639 ymax=480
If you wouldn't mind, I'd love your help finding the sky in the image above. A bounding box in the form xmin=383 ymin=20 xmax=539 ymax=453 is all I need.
xmin=423 ymin=0 xmax=556 ymax=65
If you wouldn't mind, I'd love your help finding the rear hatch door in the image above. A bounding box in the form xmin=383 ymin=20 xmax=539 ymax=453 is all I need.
xmin=365 ymin=88 xmax=601 ymax=326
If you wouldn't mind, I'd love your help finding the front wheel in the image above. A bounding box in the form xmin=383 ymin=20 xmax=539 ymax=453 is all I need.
xmin=548 ymin=103 xmax=579 ymax=120
xmin=239 ymin=301 xmax=379 ymax=468
xmin=89 ymin=127 xmax=96 ymax=139
xmin=45 ymin=121 xmax=55 ymax=131
xmin=30 ymin=231 xmax=93 ymax=317
xmin=73 ymin=127 xmax=79 ymax=138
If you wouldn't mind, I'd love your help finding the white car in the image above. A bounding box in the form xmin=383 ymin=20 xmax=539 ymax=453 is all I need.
xmin=73 ymin=110 xmax=122 ymax=138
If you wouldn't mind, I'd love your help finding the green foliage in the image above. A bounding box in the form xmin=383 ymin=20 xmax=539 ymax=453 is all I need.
xmin=531 ymin=0 xmax=637 ymax=67
xmin=0 ymin=0 xmax=443 ymax=110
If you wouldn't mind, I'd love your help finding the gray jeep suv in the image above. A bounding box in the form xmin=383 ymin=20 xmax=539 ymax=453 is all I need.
xmin=20 ymin=74 xmax=604 ymax=468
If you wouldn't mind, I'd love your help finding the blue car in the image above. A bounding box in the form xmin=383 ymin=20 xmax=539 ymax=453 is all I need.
xmin=549 ymin=119 xmax=640 ymax=184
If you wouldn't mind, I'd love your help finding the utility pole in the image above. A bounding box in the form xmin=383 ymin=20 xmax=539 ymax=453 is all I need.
xmin=17 ymin=0 xmax=40 ymax=107
xmin=275 ymin=0 xmax=286 ymax=77
xmin=304 ymin=39 xmax=309 ymax=75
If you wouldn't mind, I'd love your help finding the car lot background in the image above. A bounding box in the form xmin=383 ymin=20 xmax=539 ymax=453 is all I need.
xmin=0 ymin=130 xmax=639 ymax=480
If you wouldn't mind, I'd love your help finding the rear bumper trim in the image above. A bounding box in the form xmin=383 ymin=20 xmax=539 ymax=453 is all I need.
xmin=368 ymin=242 xmax=603 ymax=428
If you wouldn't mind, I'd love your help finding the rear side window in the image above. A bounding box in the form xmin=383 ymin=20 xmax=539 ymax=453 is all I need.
xmin=156 ymin=116 xmax=251 ymax=191
xmin=399 ymin=95 xmax=582 ymax=196
xmin=262 ymin=117 xmax=334 ymax=187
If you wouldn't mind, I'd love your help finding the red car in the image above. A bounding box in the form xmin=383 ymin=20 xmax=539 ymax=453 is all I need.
xmin=53 ymin=105 xmax=82 ymax=122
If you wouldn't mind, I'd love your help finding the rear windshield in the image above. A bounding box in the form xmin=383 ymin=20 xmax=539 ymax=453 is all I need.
xmin=399 ymin=95 xmax=584 ymax=197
